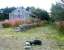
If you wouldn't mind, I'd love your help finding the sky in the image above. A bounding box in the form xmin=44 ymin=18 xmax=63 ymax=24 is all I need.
xmin=0 ymin=0 xmax=56 ymax=12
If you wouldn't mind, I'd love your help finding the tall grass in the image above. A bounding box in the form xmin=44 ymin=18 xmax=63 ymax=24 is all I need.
xmin=55 ymin=21 xmax=64 ymax=34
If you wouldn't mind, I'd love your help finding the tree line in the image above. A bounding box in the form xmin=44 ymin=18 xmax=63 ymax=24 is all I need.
xmin=0 ymin=7 xmax=16 ymax=20
xmin=0 ymin=7 xmax=50 ymax=21
xmin=0 ymin=0 xmax=64 ymax=22
xmin=51 ymin=0 xmax=64 ymax=21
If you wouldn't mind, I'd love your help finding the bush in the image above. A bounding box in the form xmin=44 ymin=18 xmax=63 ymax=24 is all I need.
xmin=2 ymin=18 xmax=48 ymax=28
xmin=15 ymin=19 xmax=24 ymax=27
xmin=24 ymin=20 xmax=32 ymax=24
xmin=55 ymin=21 xmax=64 ymax=34
xmin=2 ymin=20 xmax=10 ymax=28
xmin=32 ymin=18 xmax=48 ymax=27
xmin=2 ymin=19 xmax=24 ymax=28
xmin=2 ymin=19 xmax=33 ymax=28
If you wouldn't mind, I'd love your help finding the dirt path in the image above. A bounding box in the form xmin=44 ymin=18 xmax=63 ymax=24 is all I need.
xmin=0 ymin=37 xmax=63 ymax=50
xmin=0 ymin=26 xmax=64 ymax=50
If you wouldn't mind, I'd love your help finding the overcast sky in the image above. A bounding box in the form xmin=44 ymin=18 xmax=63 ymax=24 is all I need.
xmin=0 ymin=0 xmax=56 ymax=12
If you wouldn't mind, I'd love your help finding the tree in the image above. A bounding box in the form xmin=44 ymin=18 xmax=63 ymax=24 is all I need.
xmin=51 ymin=0 xmax=64 ymax=21
xmin=3 ymin=7 xmax=16 ymax=14
xmin=33 ymin=8 xmax=51 ymax=24
xmin=0 ymin=7 xmax=16 ymax=20
xmin=32 ymin=8 xmax=50 ymax=21
xmin=26 ymin=7 xmax=50 ymax=21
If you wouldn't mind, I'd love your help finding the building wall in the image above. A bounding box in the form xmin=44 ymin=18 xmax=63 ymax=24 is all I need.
xmin=9 ymin=7 xmax=30 ymax=20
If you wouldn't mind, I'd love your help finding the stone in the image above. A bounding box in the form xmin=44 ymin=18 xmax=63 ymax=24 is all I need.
xmin=15 ymin=27 xmax=20 ymax=32
xmin=15 ymin=24 xmax=33 ymax=32
xmin=24 ymin=41 xmax=32 ymax=50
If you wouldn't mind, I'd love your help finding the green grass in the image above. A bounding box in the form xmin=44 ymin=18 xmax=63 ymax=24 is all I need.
xmin=0 ymin=25 xmax=64 ymax=50
xmin=0 ymin=25 xmax=64 ymax=42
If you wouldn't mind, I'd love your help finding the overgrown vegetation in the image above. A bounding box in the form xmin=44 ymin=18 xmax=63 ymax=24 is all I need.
xmin=0 ymin=7 xmax=16 ymax=20
xmin=54 ymin=21 xmax=64 ymax=34
xmin=51 ymin=0 xmax=64 ymax=35
xmin=0 ymin=25 xmax=64 ymax=50
xmin=26 ymin=7 xmax=50 ymax=21
xmin=51 ymin=3 xmax=64 ymax=21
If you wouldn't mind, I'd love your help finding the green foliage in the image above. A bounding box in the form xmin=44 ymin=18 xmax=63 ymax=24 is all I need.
xmin=54 ymin=21 xmax=64 ymax=35
xmin=58 ymin=21 xmax=64 ymax=34
xmin=3 ymin=7 xmax=16 ymax=14
xmin=51 ymin=3 xmax=64 ymax=21
xmin=0 ymin=13 xmax=9 ymax=20
xmin=58 ymin=27 xmax=64 ymax=34
xmin=0 ymin=7 xmax=16 ymax=20
xmin=26 ymin=7 xmax=50 ymax=21
xmin=33 ymin=8 xmax=50 ymax=21
xmin=51 ymin=1 xmax=64 ymax=34
xmin=2 ymin=22 xmax=10 ymax=28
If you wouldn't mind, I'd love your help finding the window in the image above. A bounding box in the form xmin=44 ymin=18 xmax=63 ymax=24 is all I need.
xmin=18 ymin=10 xmax=20 ymax=12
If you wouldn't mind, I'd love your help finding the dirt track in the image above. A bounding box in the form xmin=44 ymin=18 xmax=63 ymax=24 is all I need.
xmin=0 ymin=37 xmax=62 ymax=50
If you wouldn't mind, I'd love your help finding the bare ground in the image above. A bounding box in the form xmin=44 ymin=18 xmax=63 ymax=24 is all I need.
xmin=0 ymin=26 xmax=64 ymax=50
xmin=0 ymin=36 xmax=63 ymax=50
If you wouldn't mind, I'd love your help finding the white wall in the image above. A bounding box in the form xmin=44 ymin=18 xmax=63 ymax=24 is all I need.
xmin=9 ymin=7 xmax=30 ymax=20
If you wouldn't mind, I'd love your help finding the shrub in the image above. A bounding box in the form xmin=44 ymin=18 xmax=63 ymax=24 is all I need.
xmin=2 ymin=19 xmax=24 ymax=28
xmin=8 ymin=20 xmax=16 ymax=27
xmin=55 ymin=21 xmax=64 ymax=34
xmin=24 ymin=20 xmax=32 ymax=24
xmin=2 ymin=20 xmax=11 ymax=28
xmin=14 ymin=19 xmax=24 ymax=27
xmin=32 ymin=18 xmax=48 ymax=27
